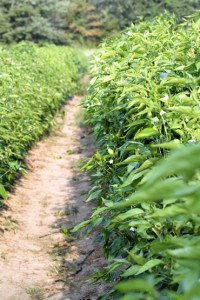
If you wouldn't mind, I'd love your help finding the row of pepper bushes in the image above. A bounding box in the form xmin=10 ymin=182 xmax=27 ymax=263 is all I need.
xmin=0 ymin=42 xmax=86 ymax=198
xmin=74 ymin=12 xmax=200 ymax=300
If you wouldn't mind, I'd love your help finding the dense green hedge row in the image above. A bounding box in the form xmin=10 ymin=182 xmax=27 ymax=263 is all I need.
xmin=75 ymin=13 xmax=200 ymax=299
xmin=0 ymin=43 xmax=86 ymax=196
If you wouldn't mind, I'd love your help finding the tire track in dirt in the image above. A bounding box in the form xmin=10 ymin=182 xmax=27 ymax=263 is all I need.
xmin=0 ymin=96 xmax=108 ymax=300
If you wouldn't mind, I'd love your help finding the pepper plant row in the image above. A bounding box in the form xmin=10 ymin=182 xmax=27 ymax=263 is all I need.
xmin=0 ymin=43 xmax=86 ymax=198
xmin=74 ymin=13 xmax=200 ymax=299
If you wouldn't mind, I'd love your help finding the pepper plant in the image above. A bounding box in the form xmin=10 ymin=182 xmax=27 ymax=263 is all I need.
xmin=0 ymin=42 xmax=86 ymax=199
xmin=73 ymin=12 xmax=200 ymax=299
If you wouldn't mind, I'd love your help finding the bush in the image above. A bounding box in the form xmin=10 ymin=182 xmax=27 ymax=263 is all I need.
xmin=74 ymin=12 xmax=200 ymax=299
xmin=0 ymin=42 xmax=86 ymax=195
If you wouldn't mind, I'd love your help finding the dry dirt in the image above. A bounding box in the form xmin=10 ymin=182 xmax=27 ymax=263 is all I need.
xmin=0 ymin=96 xmax=108 ymax=300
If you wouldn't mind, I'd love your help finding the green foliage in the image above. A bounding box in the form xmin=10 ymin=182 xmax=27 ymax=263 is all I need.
xmin=76 ymin=12 xmax=200 ymax=299
xmin=0 ymin=42 xmax=86 ymax=197
xmin=0 ymin=0 xmax=70 ymax=44
xmin=65 ymin=0 xmax=103 ymax=45
xmin=94 ymin=0 xmax=200 ymax=31
xmin=0 ymin=0 xmax=199 ymax=45
xmin=0 ymin=0 xmax=104 ymax=45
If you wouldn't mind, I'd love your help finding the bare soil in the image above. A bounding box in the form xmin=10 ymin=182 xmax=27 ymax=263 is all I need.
xmin=0 ymin=96 xmax=108 ymax=300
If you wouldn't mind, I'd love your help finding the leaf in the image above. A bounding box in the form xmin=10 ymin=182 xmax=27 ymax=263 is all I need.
xmin=160 ymin=77 xmax=187 ymax=86
xmin=112 ymin=208 xmax=144 ymax=222
xmin=61 ymin=228 xmax=69 ymax=234
xmin=168 ymin=247 xmax=200 ymax=259
xmin=149 ymin=205 xmax=186 ymax=218
xmin=90 ymin=77 xmax=97 ymax=85
xmin=135 ymin=259 xmax=163 ymax=275
xmin=133 ymin=158 xmax=158 ymax=173
xmin=122 ymin=265 xmax=141 ymax=277
xmin=116 ymin=278 xmax=157 ymax=294
xmin=107 ymin=148 xmax=114 ymax=155
xmin=151 ymin=139 xmax=181 ymax=149
xmin=119 ymin=155 xmax=146 ymax=165
xmin=121 ymin=169 xmax=148 ymax=187
xmin=134 ymin=128 xmax=159 ymax=140
xmin=91 ymin=207 xmax=108 ymax=217
xmin=168 ymin=106 xmax=193 ymax=114
xmin=127 ymin=251 xmax=147 ymax=265
xmin=146 ymin=144 xmax=200 ymax=185
xmin=71 ymin=219 xmax=91 ymax=232
xmin=114 ymin=178 xmax=198 ymax=209
xmin=102 ymin=74 xmax=116 ymax=83
xmin=86 ymin=190 xmax=102 ymax=202
xmin=0 ymin=184 xmax=8 ymax=200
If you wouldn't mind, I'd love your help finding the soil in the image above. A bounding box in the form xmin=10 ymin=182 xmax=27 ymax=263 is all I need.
xmin=0 ymin=95 xmax=108 ymax=300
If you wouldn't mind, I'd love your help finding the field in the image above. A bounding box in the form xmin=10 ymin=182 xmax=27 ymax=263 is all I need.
xmin=0 ymin=43 xmax=85 ymax=195
xmin=0 ymin=11 xmax=200 ymax=300
xmin=74 ymin=12 xmax=200 ymax=300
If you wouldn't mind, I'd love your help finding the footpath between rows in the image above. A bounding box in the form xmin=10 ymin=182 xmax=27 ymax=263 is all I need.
xmin=0 ymin=95 xmax=107 ymax=300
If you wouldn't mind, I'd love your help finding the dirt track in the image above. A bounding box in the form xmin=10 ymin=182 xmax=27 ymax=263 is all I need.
xmin=0 ymin=96 xmax=107 ymax=300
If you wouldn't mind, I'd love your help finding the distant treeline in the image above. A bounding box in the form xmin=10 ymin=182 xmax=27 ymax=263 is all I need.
xmin=0 ymin=0 xmax=199 ymax=45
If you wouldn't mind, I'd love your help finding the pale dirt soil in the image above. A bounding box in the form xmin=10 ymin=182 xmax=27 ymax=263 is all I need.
xmin=0 ymin=96 xmax=108 ymax=300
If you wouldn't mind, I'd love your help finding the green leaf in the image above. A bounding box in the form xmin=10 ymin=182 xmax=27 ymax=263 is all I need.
xmin=161 ymin=77 xmax=187 ymax=87
xmin=135 ymin=259 xmax=163 ymax=275
xmin=146 ymin=144 xmax=200 ymax=185
xmin=71 ymin=219 xmax=91 ymax=232
xmin=133 ymin=158 xmax=158 ymax=173
xmin=90 ymin=77 xmax=97 ymax=85
xmin=86 ymin=190 xmax=101 ymax=202
xmin=61 ymin=228 xmax=69 ymax=234
xmin=151 ymin=140 xmax=181 ymax=149
xmin=0 ymin=184 xmax=8 ymax=200
xmin=121 ymin=169 xmax=148 ymax=187
xmin=168 ymin=247 xmax=200 ymax=259
xmin=107 ymin=148 xmax=114 ymax=155
xmin=122 ymin=265 xmax=141 ymax=277
xmin=116 ymin=278 xmax=157 ymax=294
xmin=114 ymin=178 xmax=198 ymax=209
xmin=168 ymin=106 xmax=193 ymax=114
xmin=149 ymin=205 xmax=186 ymax=218
xmin=127 ymin=251 xmax=147 ymax=265
xmin=119 ymin=155 xmax=146 ymax=165
xmin=91 ymin=207 xmax=108 ymax=217
xmin=112 ymin=208 xmax=144 ymax=222
xmin=102 ymin=74 xmax=116 ymax=82
xmin=134 ymin=128 xmax=159 ymax=140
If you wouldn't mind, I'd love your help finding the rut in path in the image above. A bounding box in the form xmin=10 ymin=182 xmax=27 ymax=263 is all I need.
xmin=0 ymin=96 xmax=108 ymax=300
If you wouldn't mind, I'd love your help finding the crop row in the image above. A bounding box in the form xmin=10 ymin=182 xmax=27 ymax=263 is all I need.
xmin=0 ymin=43 xmax=86 ymax=198
xmin=75 ymin=13 xmax=200 ymax=299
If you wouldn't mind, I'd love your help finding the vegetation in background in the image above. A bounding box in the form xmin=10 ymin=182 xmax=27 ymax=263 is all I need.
xmin=0 ymin=0 xmax=70 ymax=44
xmin=65 ymin=0 xmax=103 ymax=45
xmin=0 ymin=42 xmax=85 ymax=198
xmin=94 ymin=0 xmax=200 ymax=31
xmin=73 ymin=12 xmax=200 ymax=299
xmin=0 ymin=0 xmax=199 ymax=45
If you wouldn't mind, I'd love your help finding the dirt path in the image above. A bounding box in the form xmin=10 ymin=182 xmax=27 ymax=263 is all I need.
xmin=0 ymin=96 xmax=107 ymax=300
